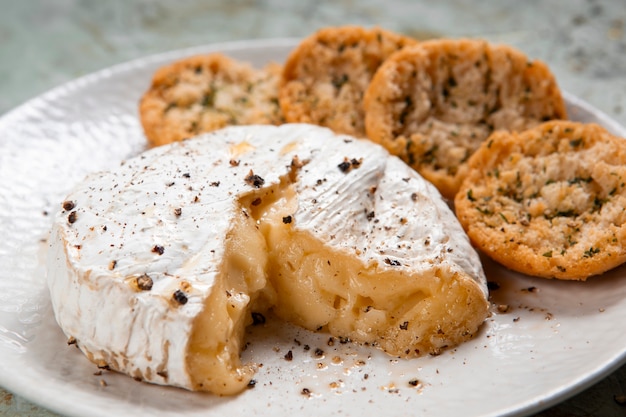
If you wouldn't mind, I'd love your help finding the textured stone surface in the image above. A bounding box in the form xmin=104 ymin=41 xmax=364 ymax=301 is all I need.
xmin=0 ymin=1 xmax=624 ymax=416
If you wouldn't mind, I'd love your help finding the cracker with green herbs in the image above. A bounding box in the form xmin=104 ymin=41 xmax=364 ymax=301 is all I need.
xmin=364 ymin=38 xmax=567 ymax=199
xmin=140 ymin=53 xmax=283 ymax=147
xmin=454 ymin=120 xmax=626 ymax=280
xmin=279 ymin=25 xmax=417 ymax=137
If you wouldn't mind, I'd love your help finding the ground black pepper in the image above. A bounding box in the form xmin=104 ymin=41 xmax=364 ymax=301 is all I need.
xmin=136 ymin=274 xmax=153 ymax=291
xmin=245 ymin=170 xmax=265 ymax=188
xmin=338 ymin=160 xmax=351 ymax=173
xmin=62 ymin=200 xmax=75 ymax=211
xmin=384 ymin=258 xmax=401 ymax=266
xmin=173 ymin=290 xmax=188 ymax=305
xmin=487 ymin=281 xmax=500 ymax=291
xmin=251 ymin=312 xmax=266 ymax=325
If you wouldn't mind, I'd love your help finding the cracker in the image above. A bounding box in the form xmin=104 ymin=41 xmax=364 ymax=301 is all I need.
xmin=140 ymin=53 xmax=283 ymax=147
xmin=364 ymin=39 xmax=567 ymax=198
xmin=279 ymin=26 xmax=416 ymax=137
xmin=454 ymin=120 xmax=626 ymax=280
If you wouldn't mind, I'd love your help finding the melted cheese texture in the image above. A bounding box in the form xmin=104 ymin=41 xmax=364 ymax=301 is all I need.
xmin=48 ymin=124 xmax=488 ymax=394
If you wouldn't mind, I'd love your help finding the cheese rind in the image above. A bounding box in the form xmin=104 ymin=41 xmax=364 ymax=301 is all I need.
xmin=48 ymin=124 xmax=488 ymax=394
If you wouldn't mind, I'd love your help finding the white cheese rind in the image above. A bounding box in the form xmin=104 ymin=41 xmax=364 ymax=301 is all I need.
xmin=47 ymin=123 xmax=487 ymax=392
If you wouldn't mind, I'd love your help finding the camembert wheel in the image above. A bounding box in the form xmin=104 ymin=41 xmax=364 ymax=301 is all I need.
xmin=48 ymin=124 xmax=489 ymax=395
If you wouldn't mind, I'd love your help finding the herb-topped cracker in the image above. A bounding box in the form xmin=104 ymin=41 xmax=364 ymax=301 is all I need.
xmin=140 ymin=53 xmax=283 ymax=147
xmin=455 ymin=120 xmax=626 ymax=280
xmin=279 ymin=26 xmax=417 ymax=137
xmin=364 ymin=38 xmax=566 ymax=199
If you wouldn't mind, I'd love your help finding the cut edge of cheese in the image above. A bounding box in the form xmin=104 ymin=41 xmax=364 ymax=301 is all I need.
xmin=184 ymin=159 xmax=488 ymax=393
xmin=48 ymin=124 xmax=489 ymax=395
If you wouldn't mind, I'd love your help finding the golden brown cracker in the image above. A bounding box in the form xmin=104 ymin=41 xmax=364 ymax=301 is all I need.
xmin=455 ymin=121 xmax=626 ymax=280
xmin=364 ymin=39 xmax=566 ymax=198
xmin=279 ymin=26 xmax=417 ymax=137
xmin=140 ymin=53 xmax=283 ymax=147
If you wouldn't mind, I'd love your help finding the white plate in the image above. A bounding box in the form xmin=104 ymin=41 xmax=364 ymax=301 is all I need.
xmin=1 ymin=39 xmax=625 ymax=417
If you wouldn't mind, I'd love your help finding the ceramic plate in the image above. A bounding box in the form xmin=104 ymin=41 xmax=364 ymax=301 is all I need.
xmin=1 ymin=39 xmax=625 ymax=417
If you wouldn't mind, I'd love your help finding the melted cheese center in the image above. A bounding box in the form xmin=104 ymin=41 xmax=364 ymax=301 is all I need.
xmin=186 ymin=176 xmax=486 ymax=393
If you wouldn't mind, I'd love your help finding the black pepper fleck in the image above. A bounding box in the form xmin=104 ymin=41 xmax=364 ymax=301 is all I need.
xmin=136 ymin=274 xmax=153 ymax=291
xmin=408 ymin=378 xmax=420 ymax=387
xmin=284 ymin=350 xmax=293 ymax=361
xmin=282 ymin=215 xmax=292 ymax=224
xmin=174 ymin=208 xmax=182 ymax=217
xmin=314 ymin=348 xmax=324 ymax=357
xmin=487 ymin=281 xmax=500 ymax=291
xmin=251 ymin=197 xmax=262 ymax=206
xmin=67 ymin=211 xmax=77 ymax=224
xmin=247 ymin=379 xmax=257 ymax=389
xmin=384 ymin=258 xmax=401 ymax=266
xmin=399 ymin=321 xmax=409 ymax=330
xmin=245 ymin=170 xmax=265 ymax=188
xmin=173 ymin=290 xmax=188 ymax=305
xmin=338 ymin=160 xmax=351 ymax=173
xmin=152 ymin=245 xmax=165 ymax=255
xmin=62 ymin=200 xmax=75 ymax=211
xmin=251 ymin=312 xmax=266 ymax=325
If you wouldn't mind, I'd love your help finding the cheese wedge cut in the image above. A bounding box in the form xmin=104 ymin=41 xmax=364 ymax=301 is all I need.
xmin=47 ymin=124 xmax=489 ymax=395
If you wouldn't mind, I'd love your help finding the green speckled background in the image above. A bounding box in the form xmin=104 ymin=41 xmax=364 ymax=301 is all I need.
xmin=1 ymin=0 xmax=625 ymax=416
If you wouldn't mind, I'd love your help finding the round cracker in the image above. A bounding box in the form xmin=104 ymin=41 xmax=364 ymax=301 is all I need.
xmin=279 ymin=26 xmax=416 ymax=137
xmin=455 ymin=120 xmax=626 ymax=280
xmin=140 ymin=53 xmax=283 ymax=147
xmin=364 ymin=38 xmax=567 ymax=198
